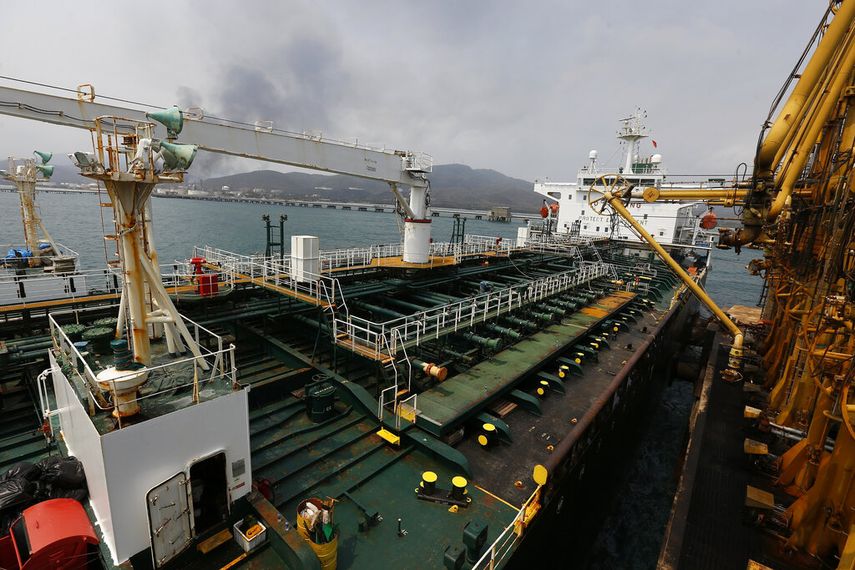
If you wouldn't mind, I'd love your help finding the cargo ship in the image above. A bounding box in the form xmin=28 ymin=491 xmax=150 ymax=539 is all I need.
xmin=0 ymin=77 xmax=727 ymax=569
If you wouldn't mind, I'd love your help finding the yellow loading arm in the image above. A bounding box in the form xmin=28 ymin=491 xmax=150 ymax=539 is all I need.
xmin=588 ymin=174 xmax=743 ymax=377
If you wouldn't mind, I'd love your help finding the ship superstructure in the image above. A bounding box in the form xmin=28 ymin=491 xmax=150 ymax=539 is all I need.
xmin=534 ymin=110 xmax=720 ymax=248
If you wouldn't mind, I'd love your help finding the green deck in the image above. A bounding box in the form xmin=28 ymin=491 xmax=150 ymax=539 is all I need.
xmin=248 ymin=395 xmax=518 ymax=569
xmin=416 ymin=291 xmax=636 ymax=436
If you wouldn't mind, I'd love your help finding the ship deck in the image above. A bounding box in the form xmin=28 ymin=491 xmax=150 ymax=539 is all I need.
xmin=659 ymin=331 xmax=813 ymax=570
xmin=248 ymin=393 xmax=518 ymax=568
xmin=0 ymin=241 xmax=702 ymax=569
xmin=416 ymin=291 xmax=635 ymax=434
xmin=455 ymin=296 xmax=668 ymax=507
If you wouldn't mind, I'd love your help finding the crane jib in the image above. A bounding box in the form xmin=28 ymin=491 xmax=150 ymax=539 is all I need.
xmin=0 ymin=84 xmax=428 ymax=188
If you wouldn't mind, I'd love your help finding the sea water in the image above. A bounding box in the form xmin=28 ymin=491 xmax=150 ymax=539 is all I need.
xmin=0 ymin=191 xmax=765 ymax=308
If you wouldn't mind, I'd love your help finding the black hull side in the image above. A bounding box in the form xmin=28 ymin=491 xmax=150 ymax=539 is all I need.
xmin=507 ymin=284 xmax=699 ymax=569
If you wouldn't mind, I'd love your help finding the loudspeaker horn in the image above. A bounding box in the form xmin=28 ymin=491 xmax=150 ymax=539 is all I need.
xmin=158 ymin=141 xmax=198 ymax=171
xmin=146 ymin=106 xmax=184 ymax=138
xmin=33 ymin=150 xmax=52 ymax=164
xmin=36 ymin=164 xmax=54 ymax=179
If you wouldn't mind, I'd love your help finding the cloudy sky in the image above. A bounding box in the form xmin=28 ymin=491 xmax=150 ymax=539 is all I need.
xmin=0 ymin=1 xmax=822 ymax=182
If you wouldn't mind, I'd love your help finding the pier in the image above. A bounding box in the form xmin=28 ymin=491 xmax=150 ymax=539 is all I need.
xmin=1 ymin=185 xmax=537 ymax=221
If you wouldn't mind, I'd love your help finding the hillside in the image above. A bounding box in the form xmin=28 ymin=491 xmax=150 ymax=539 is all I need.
xmin=200 ymin=164 xmax=538 ymax=213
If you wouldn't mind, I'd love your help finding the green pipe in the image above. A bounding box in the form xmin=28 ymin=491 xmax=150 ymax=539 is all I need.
xmin=461 ymin=332 xmax=503 ymax=351
xmin=529 ymin=311 xmax=554 ymax=323
xmin=535 ymin=305 xmax=565 ymax=318
xmin=382 ymin=297 xmax=436 ymax=313
xmin=351 ymin=301 xmax=408 ymax=321
xmin=482 ymin=323 xmax=522 ymax=341
xmin=503 ymin=316 xmax=538 ymax=330
xmin=443 ymin=347 xmax=476 ymax=363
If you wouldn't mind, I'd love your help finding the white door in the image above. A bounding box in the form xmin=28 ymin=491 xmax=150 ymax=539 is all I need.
xmin=147 ymin=472 xmax=194 ymax=568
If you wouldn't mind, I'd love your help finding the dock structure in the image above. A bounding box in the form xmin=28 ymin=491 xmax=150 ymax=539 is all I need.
xmin=1 ymin=184 xmax=538 ymax=221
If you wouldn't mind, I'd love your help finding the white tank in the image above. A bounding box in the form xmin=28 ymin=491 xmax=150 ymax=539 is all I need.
xmin=651 ymin=154 xmax=663 ymax=164
xmin=403 ymin=222 xmax=431 ymax=263
xmin=588 ymin=150 xmax=598 ymax=160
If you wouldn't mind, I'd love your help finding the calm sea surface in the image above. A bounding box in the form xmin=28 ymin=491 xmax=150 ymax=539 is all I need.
xmin=0 ymin=190 xmax=765 ymax=308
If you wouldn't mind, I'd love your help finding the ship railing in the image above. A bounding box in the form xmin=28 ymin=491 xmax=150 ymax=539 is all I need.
xmin=0 ymin=267 xmax=122 ymax=308
xmin=256 ymin=256 xmax=344 ymax=308
xmin=104 ymin=260 xmax=238 ymax=297
xmin=335 ymin=262 xmax=612 ymax=356
xmin=198 ymin=238 xmax=519 ymax=277
xmin=194 ymin=245 xmax=271 ymax=279
xmin=319 ymin=243 xmax=405 ymax=271
xmin=339 ymin=315 xmax=384 ymax=355
xmin=48 ymin=308 xmax=237 ymax=430
xmin=471 ymin=485 xmax=543 ymax=570
xmin=195 ymin=245 xmax=343 ymax=308
xmin=376 ymin=327 xmax=414 ymax=425
xmin=459 ymin=235 xmax=516 ymax=257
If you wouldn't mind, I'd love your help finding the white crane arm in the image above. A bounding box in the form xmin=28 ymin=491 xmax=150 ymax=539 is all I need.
xmin=0 ymin=84 xmax=429 ymax=188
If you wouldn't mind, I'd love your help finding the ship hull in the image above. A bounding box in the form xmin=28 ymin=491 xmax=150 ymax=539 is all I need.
xmin=506 ymin=273 xmax=703 ymax=568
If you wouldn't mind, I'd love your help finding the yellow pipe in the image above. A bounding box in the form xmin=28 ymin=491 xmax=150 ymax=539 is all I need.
xmin=771 ymin=70 xmax=828 ymax=170
xmin=769 ymin=34 xmax=855 ymax=219
xmin=604 ymin=191 xmax=744 ymax=371
xmin=639 ymin=187 xmax=749 ymax=202
xmin=756 ymin=0 xmax=855 ymax=173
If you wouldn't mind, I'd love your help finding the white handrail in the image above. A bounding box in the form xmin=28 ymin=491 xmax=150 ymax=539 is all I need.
xmin=335 ymin=262 xmax=612 ymax=356
xmin=471 ymin=486 xmax=543 ymax=570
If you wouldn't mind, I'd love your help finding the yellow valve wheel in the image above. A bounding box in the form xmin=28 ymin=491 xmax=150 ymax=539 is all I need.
xmin=587 ymin=173 xmax=633 ymax=215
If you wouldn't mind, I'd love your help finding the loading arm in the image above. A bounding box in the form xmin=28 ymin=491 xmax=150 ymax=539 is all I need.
xmin=590 ymin=175 xmax=743 ymax=377
xmin=719 ymin=1 xmax=855 ymax=248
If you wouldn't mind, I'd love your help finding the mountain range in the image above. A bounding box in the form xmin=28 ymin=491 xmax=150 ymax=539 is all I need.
xmin=43 ymin=163 xmax=539 ymax=213
xmin=199 ymin=164 xmax=539 ymax=212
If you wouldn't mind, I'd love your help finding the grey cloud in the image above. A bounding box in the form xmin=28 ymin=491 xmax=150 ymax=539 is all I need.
xmin=0 ymin=0 xmax=826 ymax=183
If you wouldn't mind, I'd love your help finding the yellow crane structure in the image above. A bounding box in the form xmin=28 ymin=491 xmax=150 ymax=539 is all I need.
xmin=587 ymin=2 xmax=855 ymax=565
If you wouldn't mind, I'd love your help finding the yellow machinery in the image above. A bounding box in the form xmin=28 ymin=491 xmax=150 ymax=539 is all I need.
xmin=587 ymin=2 xmax=855 ymax=565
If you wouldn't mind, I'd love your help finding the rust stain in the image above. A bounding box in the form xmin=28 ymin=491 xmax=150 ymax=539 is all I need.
xmin=581 ymin=307 xmax=609 ymax=318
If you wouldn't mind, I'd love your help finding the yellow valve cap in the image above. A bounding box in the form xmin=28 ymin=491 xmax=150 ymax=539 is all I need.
xmin=575 ymin=358 xmax=581 ymax=364
xmin=452 ymin=476 xmax=468 ymax=489
xmin=558 ymin=371 xmax=565 ymax=379
xmin=613 ymin=326 xmax=619 ymax=332
xmin=477 ymin=434 xmax=489 ymax=446
xmin=483 ymin=423 xmax=496 ymax=432
xmin=533 ymin=464 xmax=548 ymax=486
xmin=537 ymin=387 xmax=545 ymax=396
xmin=422 ymin=471 xmax=438 ymax=483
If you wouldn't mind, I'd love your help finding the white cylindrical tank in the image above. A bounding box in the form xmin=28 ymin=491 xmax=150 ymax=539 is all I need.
xmin=651 ymin=154 xmax=662 ymax=164
xmin=403 ymin=222 xmax=431 ymax=263
xmin=403 ymin=185 xmax=432 ymax=263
